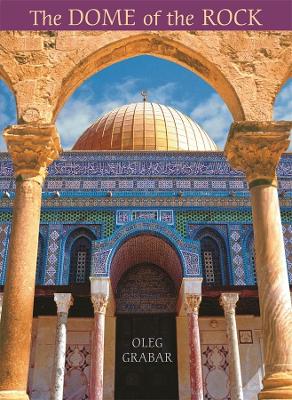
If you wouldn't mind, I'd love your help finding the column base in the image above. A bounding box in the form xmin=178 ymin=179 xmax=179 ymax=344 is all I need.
xmin=258 ymin=372 xmax=292 ymax=399
xmin=0 ymin=391 xmax=29 ymax=400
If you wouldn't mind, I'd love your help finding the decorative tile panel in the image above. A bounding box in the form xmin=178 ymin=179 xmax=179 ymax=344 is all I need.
xmin=158 ymin=180 xmax=173 ymax=189
xmin=0 ymin=180 xmax=10 ymax=190
xmin=229 ymin=226 xmax=245 ymax=285
xmin=100 ymin=180 xmax=116 ymax=189
xmin=202 ymin=344 xmax=230 ymax=400
xmin=283 ymin=224 xmax=292 ymax=283
xmin=176 ymin=180 xmax=191 ymax=189
xmin=47 ymin=180 xmax=63 ymax=190
xmin=134 ymin=210 xmax=158 ymax=220
xmin=239 ymin=330 xmax=253 ymax=344
xmin=211 ymin=181 xmax=227 ymax=189
xmin=116 ymin=210 xmax=132 ymax=225
xmin=82 ymin=180 xmax=99 ymax=189
xmin=118 ymin=180 xmax=134 ymax=189
xmin=160 ymin=210 xmax=174 ymax=225
xmin=116 ymin=210 xmax=174 ymax=226
xmin=91 ymin=250 xmax=111 ymax=275
xmin=193 ymin=180 xmax=209 ymax=189
xmin=116 ymin=264 xmax=177 ymax=314
xmin=182 ymin=251 xmax=200 ymax=276
xmin=64 ymin=180 xmax=81 ymax=190
xmin=136 ymin=180 xmax=156 ymax=189
xmin=229 ymin=180 xmax=245 ymax=189
xmin=92 ymin=221 xmax=200 ymax=279
xmin=0 ymin=224 xmax=9 ymax=284
xmin=177 ymin=211 xmax=252 ymax=238
xmin=44 ymin=225 xmax=62 ymax=285
xmin=0 ymin=152 xmax=289 ymax=180
xmin=64 ymin=345 xmax=90 ymax=400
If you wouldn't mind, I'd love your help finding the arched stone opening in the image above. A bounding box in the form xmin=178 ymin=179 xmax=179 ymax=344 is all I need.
xmin=109 ymin=233 xmax=182 ymax=400
xmin=110 ymin=233 xmax=183 ymax=292
xmin=54 ymin=34 xmax=244 ymax=122
xmin=57 ymin=53 xmax=233 ymax=151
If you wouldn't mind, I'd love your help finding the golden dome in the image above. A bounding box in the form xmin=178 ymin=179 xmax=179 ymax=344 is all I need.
xmin=73 ymin=102 xmax=218 ymax=151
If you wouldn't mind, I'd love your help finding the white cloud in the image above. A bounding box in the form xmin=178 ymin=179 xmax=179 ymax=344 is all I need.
xmin=273 ymin=79 xmax=292 ymax=151
xmin=274 ymin=79 xmax=292 ymax=121
xmin=57 ymin=78 xmax=191 ymax=149
xmin=190 ymin=93 xmax=232 ymax=150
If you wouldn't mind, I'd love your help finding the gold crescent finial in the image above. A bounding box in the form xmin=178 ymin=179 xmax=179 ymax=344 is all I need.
xmin=141 ymin=90 xmax=148 ymax=102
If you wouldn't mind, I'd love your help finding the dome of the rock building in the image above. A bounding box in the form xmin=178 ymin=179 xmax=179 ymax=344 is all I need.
xmin=73 ymin=102 xmax=218 ymax=151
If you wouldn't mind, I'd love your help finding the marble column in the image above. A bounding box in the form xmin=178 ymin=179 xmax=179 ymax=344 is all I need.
xmin=0 ymin=124 xmax=61 ymax=400
xmin=90 ymin=293 xmax=108 ymax=400
xmin=220 ymin=293 xmax=243 ymax=400
xmin=185 ymin=294 xmax=203 ymax=400
xmin=51 ymin=293 xmax=73 ymax=400
xmin=225 ymin=121 xmax=292 ymax=399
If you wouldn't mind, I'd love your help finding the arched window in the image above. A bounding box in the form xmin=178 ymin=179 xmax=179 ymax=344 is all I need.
xmin=62 ymin=228 xmax=97 ymax=285
xmin=69 ymin=236 xmax=92 ymax=284
xmin=201 ymin=237 xmax=222 ymax=286
xmin=36 ymin=234 xmax=45 ymax=285
xmin=195 ymin=228 xmax=228 ymax=286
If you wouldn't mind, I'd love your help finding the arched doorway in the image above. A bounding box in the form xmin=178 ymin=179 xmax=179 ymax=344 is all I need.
xmin=110 ymin=234 xmax=183 ymax=400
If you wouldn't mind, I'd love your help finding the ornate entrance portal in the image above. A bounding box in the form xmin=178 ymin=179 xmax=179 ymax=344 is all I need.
xmin=114 ymin=263 xmax=179 ymax=400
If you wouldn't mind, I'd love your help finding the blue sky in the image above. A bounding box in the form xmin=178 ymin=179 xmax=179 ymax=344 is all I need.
xmin=0 ymin=55 xmax=291 ymax=151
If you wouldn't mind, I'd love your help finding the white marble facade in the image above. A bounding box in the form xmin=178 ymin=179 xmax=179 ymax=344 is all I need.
xmin=28 ymin=315 xmax=263 ymax=400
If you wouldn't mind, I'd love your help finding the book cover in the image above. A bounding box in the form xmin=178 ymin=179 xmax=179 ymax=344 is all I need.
xmin=0 ymin=1 xmax=291 ymax=400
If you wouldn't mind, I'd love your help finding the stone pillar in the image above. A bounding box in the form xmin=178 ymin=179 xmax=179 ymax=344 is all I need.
xmin=225 ymin=121 xmax=292 ymax=399
xmin=90 ymin=293 xmax=108 ymax=400
xmin=51 ymin=293 xmax=73 ymax=400
xmin=0 ymin=124 xmax=61 ymax=400
xmin=220 ymin=293 xmax=243 ymax=400
xmin=184 ymin=294 xmax=203 ymax=400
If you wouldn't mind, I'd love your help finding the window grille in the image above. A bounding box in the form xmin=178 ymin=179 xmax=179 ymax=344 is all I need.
xmin=70 ymin=237 xmax=91 ymax=284
xmin=201 ymin=237 xmax=222 ymax=286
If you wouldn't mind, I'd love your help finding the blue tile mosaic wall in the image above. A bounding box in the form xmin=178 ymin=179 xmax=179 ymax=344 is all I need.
xmin=0 ymin=151 xmax=291 ymax=287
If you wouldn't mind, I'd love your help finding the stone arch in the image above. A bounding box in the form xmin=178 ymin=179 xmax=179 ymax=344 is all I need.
xmin=195 ymin=227 xmax=229 ymax=286
xmin=54 ymin=33 xmax=244 ymax=122
xmin=109 ymin=233 xmax=184 ymax=293
xmin=61 ymin=227 xmax=97 ymax=284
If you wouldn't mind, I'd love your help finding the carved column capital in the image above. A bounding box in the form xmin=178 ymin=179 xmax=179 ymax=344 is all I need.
xmin=184 ymin=294 xmax=202 ymax=315
xmin=91 ymin=294 xmax=108 ymax=314
xmin=3 ymin=124 xmax=62 ymax=185
xmin=54 ymin=293 xmax=73 ymax=314
xmin=224 ymin=121 xmax=291 ymax=188
xmin=220 ymin=293 xmax=239 ymax=315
